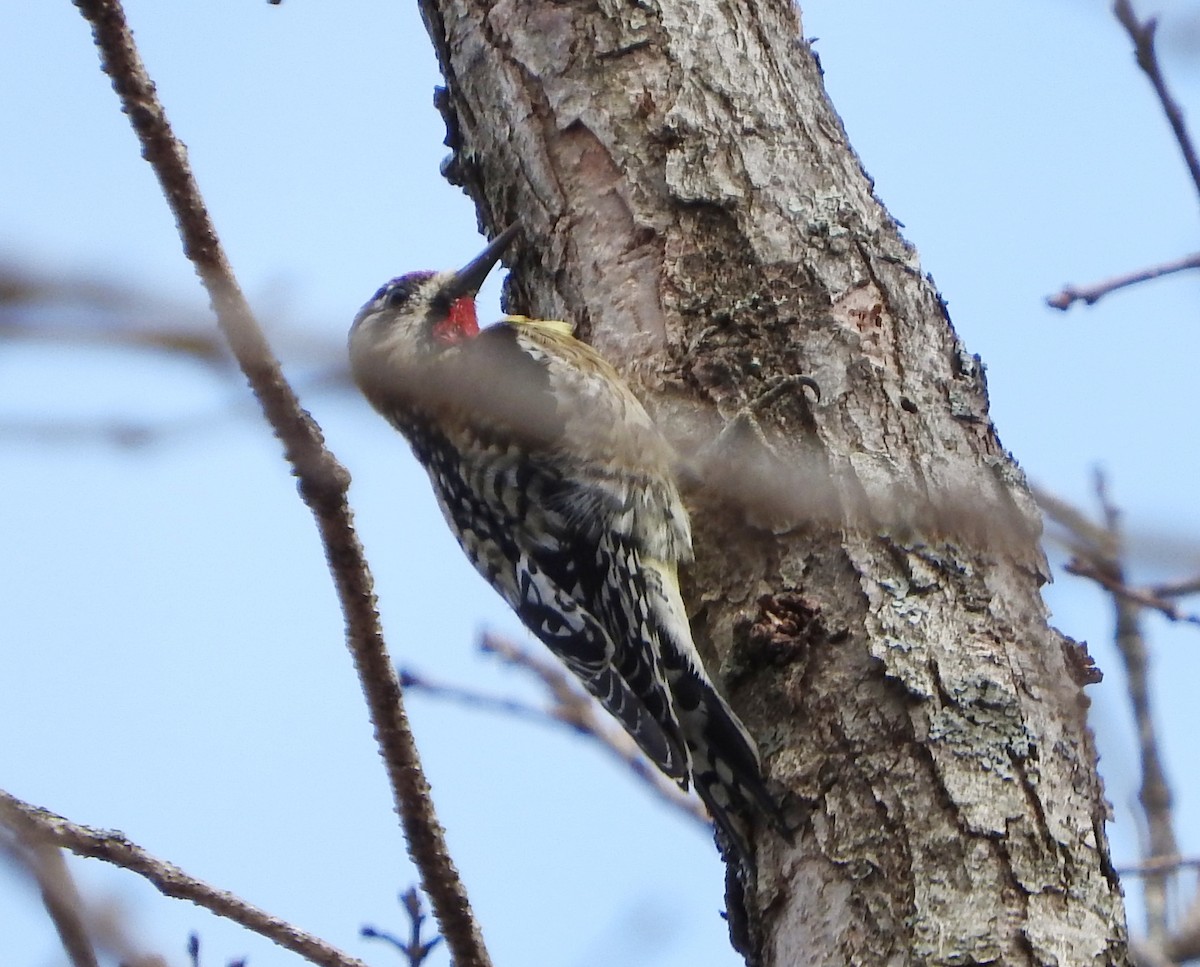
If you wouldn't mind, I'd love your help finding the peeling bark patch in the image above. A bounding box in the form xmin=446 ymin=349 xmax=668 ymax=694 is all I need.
xmin=548 ymin=121 xmax=670 ymax=355
xmin=835 ymin=289 xmax=888 ymax=371
xmin=1059 ymin=634 xmax=1103 ymax=688
xmin=738 ymin=590 xmax=828 ymax=668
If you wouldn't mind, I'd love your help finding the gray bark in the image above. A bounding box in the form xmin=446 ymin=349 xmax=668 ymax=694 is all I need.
xmin=416 ymin=1 xmax=1130 ymax=963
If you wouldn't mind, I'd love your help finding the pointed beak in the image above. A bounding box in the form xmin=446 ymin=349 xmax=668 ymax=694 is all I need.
xmin=440 ymin=223 xmax=521 ymax=302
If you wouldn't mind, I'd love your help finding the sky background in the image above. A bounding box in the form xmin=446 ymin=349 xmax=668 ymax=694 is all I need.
xmin=4 ymin=1 xmax=1200 ymax=965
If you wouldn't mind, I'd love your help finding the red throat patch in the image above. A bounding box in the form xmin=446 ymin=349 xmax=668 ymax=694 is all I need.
xmin=432 ymin=297 xmax=481 ymax=345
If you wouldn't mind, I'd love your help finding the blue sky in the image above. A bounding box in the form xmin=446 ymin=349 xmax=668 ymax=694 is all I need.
xmin=4 ymin=1 xmax=1200 ymax=964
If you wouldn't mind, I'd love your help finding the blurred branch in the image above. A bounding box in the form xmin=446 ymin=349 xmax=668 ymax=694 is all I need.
xmin=0 ymin=790 xmax=363 ymax=967
xmin=1167 ymin=897 xmax=1200 ymax=962
xmin=1034 ymin=486 xmax=1110 ymax=555
xmin=1118 ymin=855 xmax=1200 ymax=877
xmin=1063 ymin=558 xmax=1200 ymax=625
xmin=1130 ymin=937 xmax=1175 ymax=967
xmin=1 ymin=260 xmax=353 ymax=375
xmin=1036 ymin=486 xmax=1200 ymax=625
xmin=1 ymin=827 xmax=100 ymax=967
xmin=1034 ymin=474 xmax=1179 ymax=949
xmin=1114 ymin=0 xmax=1200 ymax=202
xmin=70 ymin=2 xmax=490 ymax=964
xmin=1 ymin=259 xmax=353 ymax=448
xmin=477 ymin=633 xmax=711 ymax=826
xmin=1046 ymin=251 xmax=1200 ymax=311
xmin=0 ymin=263 xmax=228 ymax=366
xmin=0 ymin=367 xmax=351 ymax=450
xmin=1149 ymin=575 xmax=1200 ymax=599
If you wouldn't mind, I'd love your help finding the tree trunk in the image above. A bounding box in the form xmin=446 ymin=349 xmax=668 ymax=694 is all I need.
xmin=416 ymin=1 xmax=1130 ymax=963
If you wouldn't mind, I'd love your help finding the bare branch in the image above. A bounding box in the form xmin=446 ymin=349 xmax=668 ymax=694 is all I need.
xmin=399 ymin=668 xmax=569 ymax=728
xmin=68 ymin=2 xmax=490 ymax=963
xmin=0 ymin=791 xmax=365 ymax=967
xmin=479 ymin=633 xmax=711 ymax=826
xmin=1114 ymin=0 xmax=1200 ymax=203
xmin=1046 ymin=251 xmax=1200 ymax=311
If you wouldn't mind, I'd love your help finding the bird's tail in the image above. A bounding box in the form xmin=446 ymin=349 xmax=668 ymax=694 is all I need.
xmin=683 ymin=678 xmax=790 ymax=874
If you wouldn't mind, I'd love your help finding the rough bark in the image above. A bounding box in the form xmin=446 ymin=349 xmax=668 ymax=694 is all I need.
xmin=416 ymin=1 xmax=1130 ymax=964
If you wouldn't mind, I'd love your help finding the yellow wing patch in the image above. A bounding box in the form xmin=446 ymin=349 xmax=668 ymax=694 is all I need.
xmin=504 ymin=315 xmax=576 ymax=340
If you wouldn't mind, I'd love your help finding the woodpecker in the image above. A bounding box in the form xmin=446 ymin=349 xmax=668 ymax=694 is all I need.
xmin=349 ymin=225 xmax=784 ymax=874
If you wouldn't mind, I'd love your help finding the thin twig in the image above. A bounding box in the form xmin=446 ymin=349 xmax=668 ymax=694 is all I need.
xmin=69 ymin=2 xmax=490 ymax=964
xmin=479 ymin=633 xmax=711 ymax=826
xmin=1114 ymin=0 xmax=1200 ymax=203
xmin=400 ymin=668 xmax=575 ymax=727
xmin=1048 ymin=2 xmax=1200 ymax=314
xmin=0 ymin=364 xmax=354 ymax=450
xmin=1046 ymin=251 xmax=1200 ymax=311
xmin=1063 ymin=559 xmax=1200 ymax=625
xmin=0 ymin=791 xmax=365 ymax=967
xmin=1117 ymin=854 xmax=1200 ymax=877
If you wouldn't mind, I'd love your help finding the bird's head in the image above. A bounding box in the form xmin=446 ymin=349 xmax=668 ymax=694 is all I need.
xmin=349 ymin=224 xmax=520 ymax=393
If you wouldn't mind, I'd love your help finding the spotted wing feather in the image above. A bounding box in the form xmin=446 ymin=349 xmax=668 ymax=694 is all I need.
xmin=409 ymin=408 xmax=690 ymax=782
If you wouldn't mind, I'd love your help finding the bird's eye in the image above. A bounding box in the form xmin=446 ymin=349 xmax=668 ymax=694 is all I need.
xmin=372 ymin=271 xmax=436 ymax=314
xmin=385 ymin=285 xmax=411 ymax=309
